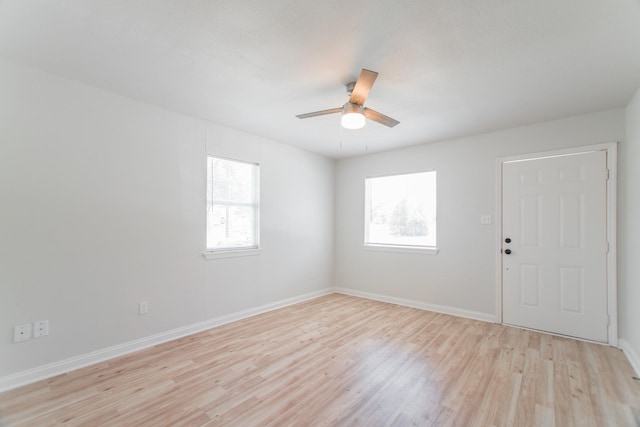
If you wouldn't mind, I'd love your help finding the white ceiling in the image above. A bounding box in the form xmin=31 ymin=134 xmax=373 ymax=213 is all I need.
xmin=1 ymin=0 xmax=639 ymax=158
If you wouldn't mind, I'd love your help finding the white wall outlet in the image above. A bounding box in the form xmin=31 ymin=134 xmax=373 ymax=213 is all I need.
xmin=480 ymin=215 xmax=493 ymax=225
xmin=33 ymin=320 xmax=49 ymax=338
xmin=13 ymin=323 xmax=32 ymax=343
xmin=139 ymin=301 xmax=149 ymax=315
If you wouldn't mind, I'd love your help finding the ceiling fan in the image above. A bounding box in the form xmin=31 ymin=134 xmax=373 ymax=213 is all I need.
xmin=296 ymin=69 xmax=399 ymax=130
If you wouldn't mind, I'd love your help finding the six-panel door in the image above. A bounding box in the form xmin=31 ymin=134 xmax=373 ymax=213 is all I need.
xmin=502 ymin=151 xmax=609 ymax=342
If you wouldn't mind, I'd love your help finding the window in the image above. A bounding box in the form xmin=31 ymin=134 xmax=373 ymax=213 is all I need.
xmin=365 ymin=171 xmax=437 ymax=251
xmin=206 ymin=156 xmax=259 ymax=252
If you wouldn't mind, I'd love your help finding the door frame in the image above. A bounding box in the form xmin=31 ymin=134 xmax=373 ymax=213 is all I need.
xmin=494 ymin=142 xmax=618 ymax=346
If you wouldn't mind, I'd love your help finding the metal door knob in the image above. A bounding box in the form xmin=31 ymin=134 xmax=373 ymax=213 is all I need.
xmin=505 ymin=249 xmax=512 ymax=254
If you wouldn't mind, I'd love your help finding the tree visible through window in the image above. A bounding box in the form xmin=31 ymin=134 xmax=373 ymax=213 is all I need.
xmin=206 ymin=156 xmax=259 ymax=251
xmin=365 ymin=171 xmax=436 ymax=248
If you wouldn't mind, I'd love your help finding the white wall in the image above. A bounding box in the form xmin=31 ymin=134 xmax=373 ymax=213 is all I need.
xmin=620 ymin=88 xmax=640 ymax=374
xmin=1 ymin=53 xmax=636 ymax=385
xmin=0 ymin=58 xmax=335 ymax=378
xmin=335 ymin=110 xmax=625 ymax=318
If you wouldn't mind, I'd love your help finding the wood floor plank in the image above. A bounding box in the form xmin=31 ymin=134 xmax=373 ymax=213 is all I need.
xmin=1 ymin=293 xmax=638 ymax=426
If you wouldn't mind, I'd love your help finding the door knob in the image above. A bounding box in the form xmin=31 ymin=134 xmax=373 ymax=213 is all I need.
xmin=505 ymin=249 xmax=512 ymax=255
xmin=505 ymin=238 xmax=511 ymax=243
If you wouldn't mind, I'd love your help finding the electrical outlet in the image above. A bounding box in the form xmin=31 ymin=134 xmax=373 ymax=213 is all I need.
xmin=13 ymin=323 xmax=32 ymax=343
xmin=33 ymin=320 xmax=49 ymax=338
xmin=480 ymin=215 xmax=493 ymax=225
xmin=139 ymin=301 xmax=149 ymax=315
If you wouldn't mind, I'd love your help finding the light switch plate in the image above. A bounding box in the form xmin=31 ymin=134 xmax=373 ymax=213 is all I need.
xmin=139 ymin=301 xmax=149 ymax=315
xmin=480 ymin=215 xmax=492 ymax=225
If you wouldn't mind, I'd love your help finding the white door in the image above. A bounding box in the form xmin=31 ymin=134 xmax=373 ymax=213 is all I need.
xmin=502 ymin=150 xmax=609 ymax=342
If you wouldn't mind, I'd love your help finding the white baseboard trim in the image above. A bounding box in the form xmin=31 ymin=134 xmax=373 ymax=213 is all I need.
xmin=619 ymin=339 xmax=640 ymax=377
xmin=334 ymin=287 xmax=497 ymax=323
xmin=0 ymin=288 xmax=334 ymax=393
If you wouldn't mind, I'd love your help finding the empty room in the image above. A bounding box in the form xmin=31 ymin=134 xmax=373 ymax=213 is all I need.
xmin=1 ymin=0 xmax=640 ymax=425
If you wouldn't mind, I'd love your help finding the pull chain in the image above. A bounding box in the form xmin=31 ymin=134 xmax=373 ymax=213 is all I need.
xmin=365 ymin=120 xmax=368 ymax=152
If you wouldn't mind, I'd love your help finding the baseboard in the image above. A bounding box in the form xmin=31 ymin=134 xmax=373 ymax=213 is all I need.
xmin=0 ymin=288 xmax=334 ymax=393
xmin=334 ymin=287 xmax=497 ymax=323
xmin=619 ymin=339 xmax=640 ymax=377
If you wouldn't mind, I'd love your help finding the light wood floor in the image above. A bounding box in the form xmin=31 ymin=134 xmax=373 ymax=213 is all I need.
xmin=1 ymin=294 xmax=639 ymax=426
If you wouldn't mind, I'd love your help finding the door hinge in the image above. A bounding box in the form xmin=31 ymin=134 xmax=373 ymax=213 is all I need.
xmin=606 ymin=241 xmax=610 ymax=253
xmin=606 ymin=315 xmax=610 ymax=326
xmin=605 ymin=169 xmax=610 ymax=181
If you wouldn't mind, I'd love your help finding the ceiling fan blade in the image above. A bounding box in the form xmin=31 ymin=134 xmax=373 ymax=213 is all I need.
xmin=296 ymin=107 xmax=342 ymax=119
xmin=364 ymin=107 xmax=400 ymax=128
xmin=349 ymin=69 xmax=378 ymax=105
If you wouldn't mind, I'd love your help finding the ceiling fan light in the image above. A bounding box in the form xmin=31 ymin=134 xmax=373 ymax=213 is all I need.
xmin=341 ymin=103 xmax=365 ymax=129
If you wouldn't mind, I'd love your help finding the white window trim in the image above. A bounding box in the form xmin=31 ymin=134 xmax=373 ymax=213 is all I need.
xmin=363 ymin=244 xmax=439 ymax=255
xmin=205 ymin=155 xmax=260 ymax=255
xmin=364 ymin=170 xmax=437 ymax=253
xmin=203 ymin=248 xmax=261 ymax=260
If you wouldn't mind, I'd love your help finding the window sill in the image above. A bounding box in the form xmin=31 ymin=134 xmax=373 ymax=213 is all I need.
xmin=203 ymin=248 xmax=261 ymax=260
xmin=363 ymin=244 xmax=439 ymax=255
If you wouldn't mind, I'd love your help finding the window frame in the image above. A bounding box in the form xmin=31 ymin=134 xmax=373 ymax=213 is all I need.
xmin=204 ymin=155 xmax=260 ymax=259
xmin=363 ymin=170 xmax=438 ymax=255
